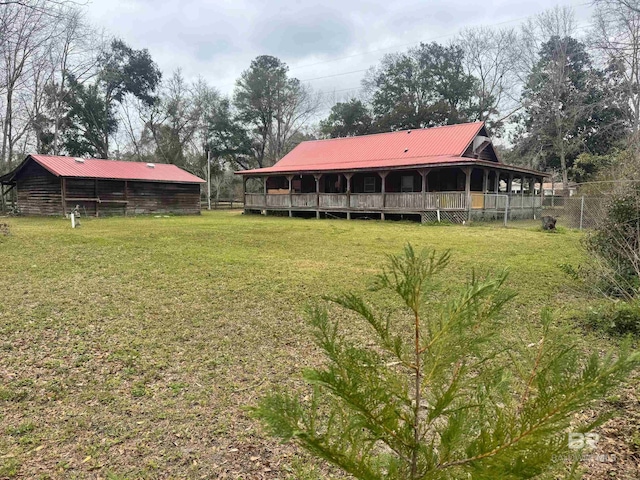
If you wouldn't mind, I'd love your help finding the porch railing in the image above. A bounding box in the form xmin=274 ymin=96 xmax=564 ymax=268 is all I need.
xmin=291 ymin=193 xmax=317 ymax=207
xmin=244 ymin=192 xmax=541 ymax=211
xmin=350 ymin=193 xmax=384 ymax=209
xmin=319 ymin=193 xmax=347 ymax=208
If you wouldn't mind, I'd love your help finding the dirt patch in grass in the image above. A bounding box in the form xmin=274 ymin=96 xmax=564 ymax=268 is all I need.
xmin=0 ymin=212 xmax=635 ymax=478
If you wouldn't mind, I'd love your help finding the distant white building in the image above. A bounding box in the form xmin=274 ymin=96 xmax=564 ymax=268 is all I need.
xmin=542 ymin=182 xmax=578 ymax=197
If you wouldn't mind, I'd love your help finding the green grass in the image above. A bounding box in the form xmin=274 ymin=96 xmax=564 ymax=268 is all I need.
xmin=0 ymin=211 xmax=631 ymax=478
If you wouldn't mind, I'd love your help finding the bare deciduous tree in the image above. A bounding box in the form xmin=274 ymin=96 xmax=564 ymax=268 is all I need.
xmin=592 ymin=0 xmax=640 ymax=133
xmin=458 ymin=26 xmax=520 ymax=128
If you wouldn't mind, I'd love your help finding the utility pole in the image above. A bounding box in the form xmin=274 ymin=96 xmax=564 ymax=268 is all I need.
xmin=207 ymin=149 xmax=211 ymax=211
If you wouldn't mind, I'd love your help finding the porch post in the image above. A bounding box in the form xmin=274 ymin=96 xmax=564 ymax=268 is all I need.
xmin=507 ymin=174 xmax=513 ymax=195
xmin=61 ymin=178 xmax=67 ymax=216
xmin=95 ymin=178 xmax=99 ymax=217
xmin=242 ymin=176 xmax=247 ymax=211
xmin=538 ymin=177 xmax=544 ymax=218
xmin=287 ymin=175 xmax=294 ymax=217
xmin=263 ymin=176 xmax=268 ymax=215
xmin=464 ymin=167 xmax=471 ymax=222
xmin=345 ymin=173 xmax=353 ymax=220
xmin=494 ymin=171 xmax=500 ymax=194
xmin=529 ymin=178 xmax=536 ymax=218
xmin=482 ymin=169 xmax=489 ymax=215
xmin=314 ymin=174 xmax=321 ymax=219
xmin=380 ymin=171 xmax=388 ymax=220
xmin=420 ymin=169 xmax=428 ymax=210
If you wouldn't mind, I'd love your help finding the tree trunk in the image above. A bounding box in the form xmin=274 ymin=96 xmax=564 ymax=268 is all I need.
xmin=559 ymin=148 xmax=569 ymax=197
xmin=2 ymin=89 xmax=12 ymax=167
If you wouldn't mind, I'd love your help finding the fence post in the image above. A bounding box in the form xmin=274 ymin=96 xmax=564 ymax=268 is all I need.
xmin=579 ymin=195 xmax=585 ymax=230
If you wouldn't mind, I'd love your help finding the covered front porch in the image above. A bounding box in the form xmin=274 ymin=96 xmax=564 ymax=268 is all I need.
xmin=242 ymin=166 xmax=544 ymax=222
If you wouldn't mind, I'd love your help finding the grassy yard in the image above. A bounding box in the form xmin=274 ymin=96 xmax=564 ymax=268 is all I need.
xmin=0 ymin=211 xmax=636 ymax=479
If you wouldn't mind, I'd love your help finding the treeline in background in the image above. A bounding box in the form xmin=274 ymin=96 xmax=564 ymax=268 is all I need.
xmin=2 ymin=0 xmax=640 ymax=198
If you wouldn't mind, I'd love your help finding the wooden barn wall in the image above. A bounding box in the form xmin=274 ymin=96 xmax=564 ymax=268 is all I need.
xmin=127 ymin=181 xmax=201 ymax=215
xmin=16 ymin=162 xmax=62 ymax=216
xmin=15 ymin=165 xmax=200 ymax=216
xmin=65 ymin=179 xmax=97 ymax=216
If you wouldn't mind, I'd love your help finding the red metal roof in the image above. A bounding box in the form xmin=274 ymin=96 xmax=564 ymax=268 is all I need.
xmin=238 ymin=122 xmax=494 ymax=175
xmin=26 ymin=155 xmax=205 ymax=183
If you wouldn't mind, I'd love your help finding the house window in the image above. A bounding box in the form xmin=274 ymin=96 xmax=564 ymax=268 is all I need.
xmin=364 ymin=177 xmax=376 ymax=193
xmin=401 ymin=175 xmax=414 ymax=192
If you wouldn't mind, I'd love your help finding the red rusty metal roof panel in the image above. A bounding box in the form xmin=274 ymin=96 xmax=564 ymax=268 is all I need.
xmin=238 ymin=122 xmax=487 ymax=175
xmin=240 ymin=155 xmax=476 ymax=174
xmin=28 ymin=155 xmax=205 ymax=183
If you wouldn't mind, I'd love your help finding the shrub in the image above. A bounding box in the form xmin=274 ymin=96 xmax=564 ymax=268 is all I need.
xmin=583 ymin=185 xmax=640 ymax=299
xmin=584 ymin=301 xmax=640 ymax=337
xmin=254 ymin=245 xmax=639 ymax=479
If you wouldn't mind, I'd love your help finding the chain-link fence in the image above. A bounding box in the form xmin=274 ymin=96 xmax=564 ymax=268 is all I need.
xmin=542 ymin=196 xmax=608 ymax=230
xmin=535 ymin=180 xmax=640 ymax=230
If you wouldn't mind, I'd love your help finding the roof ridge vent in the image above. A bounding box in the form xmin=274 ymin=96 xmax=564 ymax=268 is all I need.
xmin=74 ymin=157 xmax=85 ymax=163
xmin=146 ymin=163 xmax=155 ymax=168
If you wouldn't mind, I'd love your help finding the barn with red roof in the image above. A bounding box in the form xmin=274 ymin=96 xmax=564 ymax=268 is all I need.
xmin=237 ymin=121 xmax=546 ymax=222
xmin=0 ymin=155 xmax=205 ymax=216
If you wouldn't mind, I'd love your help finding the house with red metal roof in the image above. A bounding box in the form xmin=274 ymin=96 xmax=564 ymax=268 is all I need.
xmin=0 ymin=155 xmax=205 ymax=216
xmin=236 ymin=121 xmax=546 ymax=222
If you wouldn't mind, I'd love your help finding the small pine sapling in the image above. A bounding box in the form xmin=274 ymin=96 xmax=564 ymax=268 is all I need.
xmin=254 ymin=245 xmax=638 ymax=479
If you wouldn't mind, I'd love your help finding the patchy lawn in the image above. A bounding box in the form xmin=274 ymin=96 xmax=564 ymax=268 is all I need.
xmin=0 ymin=211 xmax=636 ymax=479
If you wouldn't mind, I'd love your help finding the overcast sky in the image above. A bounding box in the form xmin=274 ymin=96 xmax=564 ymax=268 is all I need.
xmin=85 ymin=0 xmax=593 ymax=116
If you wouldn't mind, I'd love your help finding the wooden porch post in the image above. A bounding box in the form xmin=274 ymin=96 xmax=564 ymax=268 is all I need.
xmin=61 ymin=178 xmax=67 ymax=216
xmin=507 ymin=174 xmax=513 ymax=195
xmin=263 ymin=176 xmax=268 ymax=215
xmin=242 ymin=176 xmax=247 ymax=211
xmin=124 ymin=180 xmax=128 ymax=216
xmin=494 ymin=171 xmax=500 ymax=194
xmin=380 ymin=171 xmax=388 ymax=220
xmin=95 ymin=178 xmax=99 ymax=217
xmin=345 ymin=173 xmax=353 ymax=220
xmin=464 ymin=167 xmax=471 ymax=222
xmin=314 ymin=174 xmax=321 ymax=219
xmin=287 ymin=175 xmax=294 ymax=217
xmin=529 ymin=177 xmax=536 ymax=218
xmin=420 ymin=169 xmax=428 ymax=210
xmin=482 ymin=169 xmax=489 ymax=193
